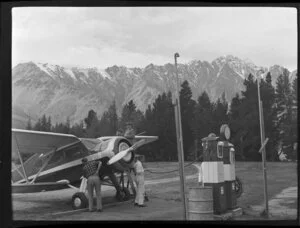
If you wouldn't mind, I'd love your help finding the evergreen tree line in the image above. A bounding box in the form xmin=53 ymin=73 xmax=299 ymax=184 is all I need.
xmin=27 ymin=71 xmax=297 ymax=162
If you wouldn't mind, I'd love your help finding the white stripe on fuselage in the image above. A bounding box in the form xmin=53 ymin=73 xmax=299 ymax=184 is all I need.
xmin=16 ymin=139 xmax=117 ymax=184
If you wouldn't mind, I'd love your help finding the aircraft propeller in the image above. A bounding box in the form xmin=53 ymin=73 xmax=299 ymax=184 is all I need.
xmin=107 ymin=139 xmax=146 ymax=165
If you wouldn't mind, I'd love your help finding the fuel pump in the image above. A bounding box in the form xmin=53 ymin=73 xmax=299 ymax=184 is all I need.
xmin=201 ymin=133 xmax=227 ymax=215
xmin=220 ymin=124 xmax=237 ymax=210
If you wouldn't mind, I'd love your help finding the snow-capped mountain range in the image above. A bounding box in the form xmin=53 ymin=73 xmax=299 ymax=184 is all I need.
xmin=12 ymin=55 xmax=297 ymax=129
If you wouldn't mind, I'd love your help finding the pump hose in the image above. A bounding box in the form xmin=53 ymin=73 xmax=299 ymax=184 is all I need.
xmin=144 ymin=155 xmax=243 ymax=198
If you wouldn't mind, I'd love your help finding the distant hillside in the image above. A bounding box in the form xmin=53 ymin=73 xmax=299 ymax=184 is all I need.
xmin=12 ymin=55 xmax=296 ymax=128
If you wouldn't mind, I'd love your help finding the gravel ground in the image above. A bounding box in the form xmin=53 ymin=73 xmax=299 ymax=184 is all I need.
xmin=12 ymin=162 xmax=298 ymax=223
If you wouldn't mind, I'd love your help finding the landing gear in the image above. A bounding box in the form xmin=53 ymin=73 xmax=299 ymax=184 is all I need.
xmin=115 ymin=187 xmax=131 ymax=201
xmin=107 ymin=170 xmax=134 ymax=202
xmin=70 ymin=176 xmax=88 ymax=210
xmin=115 ymin=171 xmax=134 ymax=202
xmin=71 ymin=192 xmax=88 ymax=209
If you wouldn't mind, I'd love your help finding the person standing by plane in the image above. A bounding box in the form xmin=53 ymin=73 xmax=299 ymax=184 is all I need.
xmin=116 ymin=128 xmax=124 ymax=136
xmin=124 ymin=122 xmax=136 ymax=145
xmin=82 ymin=158 xmax=103 ymax=212
xmin=133 ymin=156 xmax=146 ymax=207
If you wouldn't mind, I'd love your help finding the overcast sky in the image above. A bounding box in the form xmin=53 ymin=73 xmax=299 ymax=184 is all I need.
xmin=12 ymin=7 xmax=297 ymax=71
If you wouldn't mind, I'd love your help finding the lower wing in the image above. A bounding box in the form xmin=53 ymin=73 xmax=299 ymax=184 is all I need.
xmin=12 ymin=181 xmax=70 ymax=193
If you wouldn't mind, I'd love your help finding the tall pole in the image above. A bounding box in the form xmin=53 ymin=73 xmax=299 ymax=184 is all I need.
xmin=257 ymin=70 xmax=269 ymax=217
xmin=174 ymin=53 xmax=188 ymax=220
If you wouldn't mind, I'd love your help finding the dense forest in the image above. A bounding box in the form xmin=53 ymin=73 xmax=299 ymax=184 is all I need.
xmin=26 ymin=71 xmax=298 ymax=162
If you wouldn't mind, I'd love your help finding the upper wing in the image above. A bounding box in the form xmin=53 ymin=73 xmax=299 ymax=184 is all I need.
xmin=97 ymin=136 xmax=118 ymax=141
xmin=12 ymin=128 xmax=81 ymax=156
xmin=12 ymin=129 xmax=82 ymax=183
xmin=133 ymin=136 xmax=158 ymax=149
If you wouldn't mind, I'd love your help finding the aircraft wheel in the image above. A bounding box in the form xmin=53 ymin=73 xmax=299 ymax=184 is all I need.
xmin=72 ymin=192 xmax=88 ymax=210
xmin=116 ymin=187 xmax=131 ymax=201
xmin=235 ymin=176 xmax=243 ymax=198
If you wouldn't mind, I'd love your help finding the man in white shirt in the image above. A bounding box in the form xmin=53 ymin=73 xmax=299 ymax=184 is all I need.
xmin=133 ymin=156 xmax=146 ymax=207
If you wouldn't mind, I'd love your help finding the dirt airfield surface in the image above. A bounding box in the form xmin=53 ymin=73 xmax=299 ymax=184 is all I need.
xmin=13 ymin=188 xmax=185 ymax=221
xmin=12 ymin=162 xmax=298 ymax=222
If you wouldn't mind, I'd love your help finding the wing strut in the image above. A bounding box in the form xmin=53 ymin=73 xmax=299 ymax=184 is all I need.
xmin=30 ymin=147 xmax=57 ymax=184
xmin=12 ymin=162 xmax=26 ymax=181
xmin=14 ymin=133 xmax=29 ymax=183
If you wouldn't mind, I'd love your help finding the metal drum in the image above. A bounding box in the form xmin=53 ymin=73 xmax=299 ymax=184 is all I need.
xmin=188 ymin=186 xmax=214 ymax=220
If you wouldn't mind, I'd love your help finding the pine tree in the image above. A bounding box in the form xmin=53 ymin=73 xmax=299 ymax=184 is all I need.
xmin=41 ymin=114 xmax=48 ymax=131
xmin=165 ymin=91 xmax=177 ymax=161
xmin=194 ymin=91 xmax=213 ymax=160
xmin=64 ymin=117 xmax=71 ymax=134
xmin=291 ymin=74 xmax=298 ymax=160
xmin=212 ymin=91 xmax=228 ymax=134
xmin=239 ymin=74 xmax=261 ymax=161
xmin=108 ymin=100 xmax=118 ymax=135
xmin=221 ymin=91 xmax=228 ymax=111
xmin=291 ymin=74 xmax=297 ymax=106
xmin=120 ymin=100 xmax=144 ymax=133
xmin=33 ymin=118 xmax=42 ymax=131
xmin=228 ymin=93 xmax=246 ymax=160
xmin=52 ymin=123 xmax=58 ymax=132
xmin=46 ymin=116 xmax=52 ymax=132
xmin=97 ymin=101 xmax=121 ymax=137
xmin=140 ymin=104 xmax=157 ymax=161
xmin=26 ymin=117 xmax=32 ymax=130
xmin=98 ymin=111 xmax=111 ymax=136
xmin=84 ymin=110 xmax=98 ymax=129
xmin=84 ymin=110 xmax=99 ymax=137
xmin=120 ymin=100 xmax=137 ymax=129
xmin=70 ymin=121 xmax=86 ymax=137
xmin=275 ymin=70 xmax=294 ymax=159
xmin=132 ymin=110 xmax=145 ymax=134
xmin=275 ymin=70 xmax=292 ymax=118
xmin=143 ymin=91 xmax=176 ymax=161
xmin=259 ymin=73 xmax=279 ymax=161
xmin=229 ymin=93 xmax=242 ymax=120
xmin=179 ymin=80 xmax=196 ymax=160
xmin=144 ymin=104 xmax=155 ymax=135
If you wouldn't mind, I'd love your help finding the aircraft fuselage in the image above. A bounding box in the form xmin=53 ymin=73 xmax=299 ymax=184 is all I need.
xmin=12 ymin=137 xmax=134 ymax=191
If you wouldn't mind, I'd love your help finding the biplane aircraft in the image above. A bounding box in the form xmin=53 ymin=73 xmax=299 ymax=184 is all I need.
xmin=11 ymin=128 xmax=158 ymax=209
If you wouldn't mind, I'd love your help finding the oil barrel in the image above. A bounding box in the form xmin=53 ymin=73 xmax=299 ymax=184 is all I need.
xmin=188 ymin=186 xmax=214 ymax=220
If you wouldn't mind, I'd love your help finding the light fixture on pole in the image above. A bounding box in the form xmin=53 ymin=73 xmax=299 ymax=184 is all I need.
xmin=257 ymin=69 xmax=269 ymax=218
xmin=174 ymin=53 xmax=188 ymax=220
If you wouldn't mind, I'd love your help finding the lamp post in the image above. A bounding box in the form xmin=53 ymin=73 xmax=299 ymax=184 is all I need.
xmin=257 ymin=69 xmax=269 ymax=218
xmin=174 ymin=53 xmax=188 ymax=220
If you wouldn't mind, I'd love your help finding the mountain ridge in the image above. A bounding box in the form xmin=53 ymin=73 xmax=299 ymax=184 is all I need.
xmin=12 ymin=55 xmax=297 ymax=129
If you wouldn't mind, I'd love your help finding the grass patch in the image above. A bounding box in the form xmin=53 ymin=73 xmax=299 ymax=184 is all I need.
xmin=236 ymin=162 xmax=297 ymax=209
xmin=144 ymin=161 xmax=297 ymax=210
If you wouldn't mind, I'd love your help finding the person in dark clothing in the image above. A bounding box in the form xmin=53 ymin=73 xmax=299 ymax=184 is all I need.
xmin=116 ymin=128 xmax=124 ymax=136
xmin=82 ymin=158 xmax=102 ymax=212
xmin=124 ymin=122 xmax=136 ymax=145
